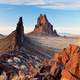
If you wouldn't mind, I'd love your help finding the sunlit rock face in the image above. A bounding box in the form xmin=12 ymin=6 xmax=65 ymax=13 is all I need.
xmin=29 ymin=14 xmax=59 ymax=36
xmin=50 ymin=44 xmax=80 ymax=80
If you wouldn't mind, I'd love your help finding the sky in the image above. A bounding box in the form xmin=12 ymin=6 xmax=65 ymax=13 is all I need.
xmin=0 ymin=0 xmax=80 ymax=35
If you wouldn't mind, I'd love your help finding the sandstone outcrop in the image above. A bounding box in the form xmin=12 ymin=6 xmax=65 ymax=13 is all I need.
xmin=50 ymin=44 xmax=80 ymax=80
xmin=29 ymin=14 xmax=59 ymax=36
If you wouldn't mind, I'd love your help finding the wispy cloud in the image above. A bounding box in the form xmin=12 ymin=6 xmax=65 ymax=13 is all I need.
xmin=0 ymin=0 xmax=45 ymax=5
xmin=38 ymin=1 xmax=80 ymax=10
xmin=0 ymin=0 xmax=80 ymax=9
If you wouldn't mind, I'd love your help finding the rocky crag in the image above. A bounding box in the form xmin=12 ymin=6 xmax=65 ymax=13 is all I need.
xmin=0 ymin=17 xmax=24 ymax=52
xmin=0 ymin=17 xmax=79 ymax=80
xmin=50 ymin=44 xmax=80 ymax=80
xmin=29 ymin=14 xmax=59 ymax=36
xmin=16 ymin=17 xmax=24 ymax=49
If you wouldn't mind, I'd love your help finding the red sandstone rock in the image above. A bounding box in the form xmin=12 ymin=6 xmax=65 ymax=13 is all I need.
xmin=51 ymin=44 xmax=80 ymax=80
xmin=29 ymin=14 xmax=59 ymax=36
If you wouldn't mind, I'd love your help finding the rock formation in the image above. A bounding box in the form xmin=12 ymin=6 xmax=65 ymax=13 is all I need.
xmin=50 ymin=44 xmax=80 ymax=80
xmin=29 ymin=14 xmax=59 ymax=36
xmin=16 ymin=17 xmax=24 ymax=49
xmin=0 ymin=17 xmax=53 ymax=80
xmin=0 ymin=17 xmax=79 ymax=80
xmin=0 ymin=61 xmax=18 ymax=80
xmin=0 ymin=17 xmax=24 ymax=52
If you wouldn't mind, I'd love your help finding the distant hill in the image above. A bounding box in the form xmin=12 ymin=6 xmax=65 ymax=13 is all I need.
xmin=0 ymin=34 xmax=4 ymax=39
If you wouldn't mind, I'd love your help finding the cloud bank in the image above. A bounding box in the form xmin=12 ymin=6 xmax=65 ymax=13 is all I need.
xmin=0 ymin=0 xmax=80 ymax=9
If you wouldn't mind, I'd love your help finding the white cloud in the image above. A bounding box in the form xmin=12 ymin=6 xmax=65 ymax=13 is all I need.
xmin=0 ymin=0 xmax=80 ymax=9
xmin=0 ymin=0 xmax=45 ymax=5
xmin=38 ymin=0 xmax=80 ymax=10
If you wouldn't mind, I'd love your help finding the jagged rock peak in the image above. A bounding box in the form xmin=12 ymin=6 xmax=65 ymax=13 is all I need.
xmin=29 ymin=14 xmax=59 ymax=36
xmin=16 ymin=17 xmax=24 ymax=34
xmin=37 ymin=14 xmax=46 ymax=26
xmin=16 ymin=17 xmax=24 ymax=49
xmin=0 ymin=17 xmax=25 ymax=52
xmin=37 ymin=14 xmax=49 ymax=26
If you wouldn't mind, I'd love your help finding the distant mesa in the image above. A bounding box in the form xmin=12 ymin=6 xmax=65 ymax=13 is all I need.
xmin=29 ymin=14 xmax=59 ymax=36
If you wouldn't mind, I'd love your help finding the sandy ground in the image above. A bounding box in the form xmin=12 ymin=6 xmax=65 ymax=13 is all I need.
xmin=1 ymin=34 xmax=80 ymax=54
xmin=28 ymin=35 xmax=80 ymax=50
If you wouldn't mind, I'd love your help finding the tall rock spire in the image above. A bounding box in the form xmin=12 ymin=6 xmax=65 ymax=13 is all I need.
xmin=0 ymin=17 xmax=24 ymax=51
xmin=16 ymin=17 xmax=24 ymax=49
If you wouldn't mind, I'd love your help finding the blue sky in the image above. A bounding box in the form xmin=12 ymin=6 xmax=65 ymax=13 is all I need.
xmin=0 ymin=0 xmax=80 ymax=34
